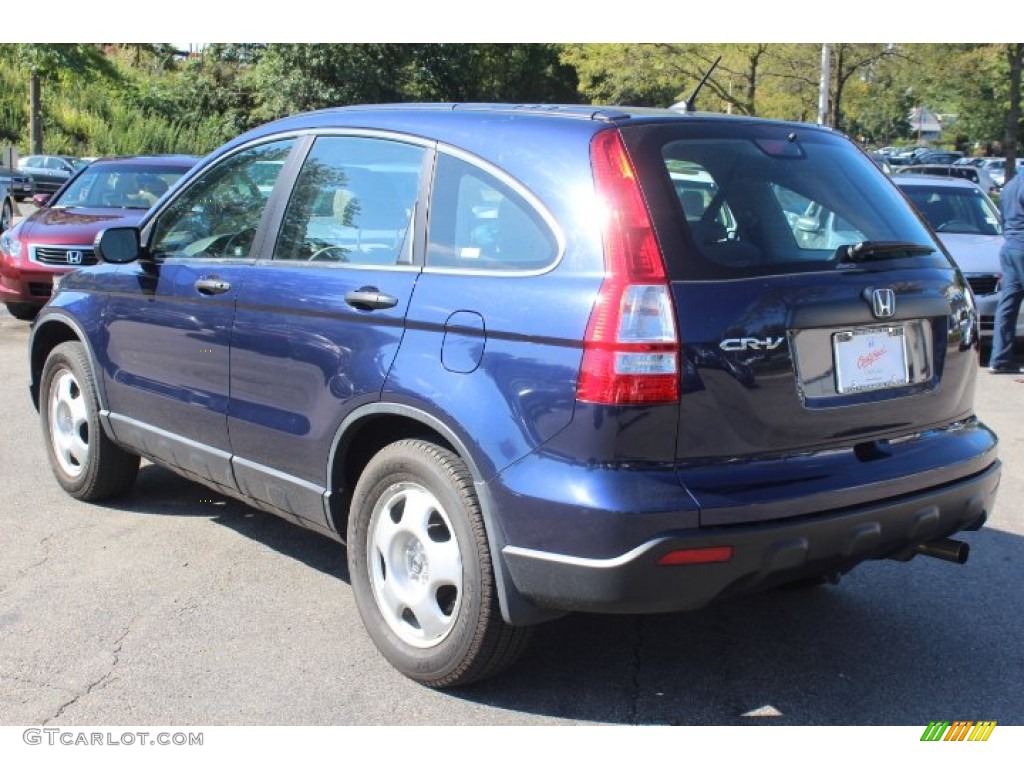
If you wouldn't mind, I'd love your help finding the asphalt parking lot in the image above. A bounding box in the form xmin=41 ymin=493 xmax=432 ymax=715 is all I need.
xmin=1 ymin=199 xmax=1022 ymax=725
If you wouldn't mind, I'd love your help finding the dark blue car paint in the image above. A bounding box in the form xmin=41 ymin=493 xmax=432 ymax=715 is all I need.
xmin=29 ymin=105 xmax=1000 ymax=627
xmin=227 ymin=262 xmax=420 ymax=525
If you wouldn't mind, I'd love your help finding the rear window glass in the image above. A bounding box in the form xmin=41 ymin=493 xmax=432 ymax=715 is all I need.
xmin=629 ymin=124 xmax=949 ymax=279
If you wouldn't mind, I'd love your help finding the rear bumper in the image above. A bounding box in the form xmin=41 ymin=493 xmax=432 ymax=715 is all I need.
xmin=9 ymin=182 xmax=33 ymax=199
xmin=972 ymin=293 xmax=1024 ymax=340
xmin=501 ymin=459 xmax=999 ymax=615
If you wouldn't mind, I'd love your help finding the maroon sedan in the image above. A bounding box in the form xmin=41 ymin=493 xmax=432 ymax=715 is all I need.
xmin=0 ymin=154 xmax=198 ymax=320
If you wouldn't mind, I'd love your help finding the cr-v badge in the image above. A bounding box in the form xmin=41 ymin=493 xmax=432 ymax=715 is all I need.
xmin=719 ymin=336 xmax=786 ymax=352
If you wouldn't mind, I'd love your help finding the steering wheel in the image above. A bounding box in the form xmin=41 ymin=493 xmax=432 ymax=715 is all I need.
xmin=308 ymin=245 xmax=350 ymax=262
xmin=219 ymin=227 xmax=257 ymax=257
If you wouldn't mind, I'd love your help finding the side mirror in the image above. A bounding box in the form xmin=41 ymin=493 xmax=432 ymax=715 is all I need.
xmin=31 ymin=193 xmax=51 ymax=207
xmin=95 ymin=227 xmax=141 ymax=264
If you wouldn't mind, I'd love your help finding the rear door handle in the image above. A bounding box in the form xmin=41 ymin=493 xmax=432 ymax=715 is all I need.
xmin=195 ymin=278 xmax=231 ymax=296
xmin=345 ymin=287 xmax=399 ymax=310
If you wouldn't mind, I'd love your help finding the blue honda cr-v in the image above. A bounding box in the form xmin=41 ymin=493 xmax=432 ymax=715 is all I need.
xmin=28 ymin=104 xmax=1000 ymax=687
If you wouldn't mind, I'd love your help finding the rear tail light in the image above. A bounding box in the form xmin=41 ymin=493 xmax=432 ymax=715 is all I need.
xmin=577 ymin=129 xmax=679 ymax=405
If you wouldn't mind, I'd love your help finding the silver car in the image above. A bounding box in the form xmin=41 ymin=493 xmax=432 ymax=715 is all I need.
xmin=0 ymin=177 xmax=16 ymax=232
xmin=894 ymin=175 xmax=1024 ymax=341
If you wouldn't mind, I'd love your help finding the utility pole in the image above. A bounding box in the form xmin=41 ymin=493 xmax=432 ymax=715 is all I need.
xmin=1006 ymin=44 xmax=1022 ymax=184
xmin=818 ymin=44 xmax=831 ymax=127
xmin=29 ymin=69 xmax=42 ymax=155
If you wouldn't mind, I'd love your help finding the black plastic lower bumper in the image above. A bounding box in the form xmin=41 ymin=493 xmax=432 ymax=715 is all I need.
xmin=501 ymin=460 xmax=1000 ymax=615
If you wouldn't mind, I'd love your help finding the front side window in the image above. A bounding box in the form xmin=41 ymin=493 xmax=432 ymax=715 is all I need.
xmin=426 ymin=153 xmax=558 ymax=271
xmin=150 ymin=140 xmax=294 ymax=260
xmin=274 ymin=136 xmax=425 ymax=265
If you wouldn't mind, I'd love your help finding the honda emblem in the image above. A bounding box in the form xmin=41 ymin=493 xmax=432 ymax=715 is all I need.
xmin=871 ymin=288 xmax=896 ymax=319
xmin=66 ymin=250 xmax=84 ymax=265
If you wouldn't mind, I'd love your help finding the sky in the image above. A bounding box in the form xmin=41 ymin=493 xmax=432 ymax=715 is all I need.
xmin=0 ymin=2 xmax=984 ymax=44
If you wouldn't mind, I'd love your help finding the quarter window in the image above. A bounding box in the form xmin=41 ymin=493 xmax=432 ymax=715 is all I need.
xmin=149 ymin=140 xmax=294 ymax=259
xmin=273 ymin=136 xmax=425 ymax=266
xmin=426 ymin=153 xmax=557 ymax=271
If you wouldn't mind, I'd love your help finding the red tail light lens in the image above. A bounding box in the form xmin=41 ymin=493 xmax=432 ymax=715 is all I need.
xmin=577 ymin=130 xmax=679 ymax=405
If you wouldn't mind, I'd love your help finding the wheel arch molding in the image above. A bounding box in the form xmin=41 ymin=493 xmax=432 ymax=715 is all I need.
xmin=29 ymin=312 xmax=107 ymax=415
xmin=326 ymin=401 xmax=564 ymax=627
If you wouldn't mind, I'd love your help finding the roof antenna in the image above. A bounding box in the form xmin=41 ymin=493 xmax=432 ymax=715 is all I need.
xmin=674 ymin=55 xmax=722 ymax=113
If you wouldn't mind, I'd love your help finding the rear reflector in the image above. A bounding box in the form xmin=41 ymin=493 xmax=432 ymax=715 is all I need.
xmin=657 ymin=546 xmax=734 ymax=566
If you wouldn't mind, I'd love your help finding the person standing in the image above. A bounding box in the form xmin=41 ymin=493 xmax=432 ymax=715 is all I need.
xmin=989 ymin=168 xmax=1024 ymax=373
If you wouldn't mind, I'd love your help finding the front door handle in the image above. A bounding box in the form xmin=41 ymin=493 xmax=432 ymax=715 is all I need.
xmin=345 ymin=287 xmax=399 ymax=310
xmin=195 ymin=278 xmax=231 ymax=296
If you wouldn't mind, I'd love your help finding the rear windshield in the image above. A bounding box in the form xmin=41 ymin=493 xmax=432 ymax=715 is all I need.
xmin=625 ymin=122 xmax=950 ymax=279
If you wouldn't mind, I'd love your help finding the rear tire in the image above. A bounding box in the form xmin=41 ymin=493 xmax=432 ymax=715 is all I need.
xmin=347 ymin=439 xmax=531 ymax=687
xmin=40 ymin=341 xmax=140 ymax=500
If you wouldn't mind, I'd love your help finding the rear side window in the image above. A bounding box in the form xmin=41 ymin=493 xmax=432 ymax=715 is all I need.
xmin=274 ymin=136 xmax=426 ymax=266
xmin=627 ymin=124 xmax=949 ymax=279
xmin=426 ymin=153 xmax=557 ymax=271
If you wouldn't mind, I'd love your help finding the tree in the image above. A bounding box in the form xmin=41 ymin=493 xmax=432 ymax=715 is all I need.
xmin=561 ymin=44 xmax=824 ymax=119
xmin=243 ymin=44 xmax=412 ymax=122
xmin=828 ymin=44 xmax=897 ymax=133
xmin=402 ymin=44 xmax=578 ymax=103
xmin=897 ymin=45 xmax=1006 ymax=150
xmin=1 ymin=44 xmax=114 ymax=154
xmin=831 ymin=47 xmax=914 ymax=144
xmin=561 ymin=44 xmax=695 ymax=107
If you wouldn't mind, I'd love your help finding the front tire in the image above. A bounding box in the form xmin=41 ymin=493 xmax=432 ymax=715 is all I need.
xmin=6 ymin=302 xmax=40 ymax=321
xmin=347 ymin=439 xmax=530 ymax=687
xmin=1 ymin=198 xmax=12 ymax=232
xmin=40 ymin=341 xmax=140 ymax=500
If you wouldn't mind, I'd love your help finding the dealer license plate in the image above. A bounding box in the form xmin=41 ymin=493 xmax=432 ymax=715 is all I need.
xmin=833 ymin=326 xmax=909 ymax=394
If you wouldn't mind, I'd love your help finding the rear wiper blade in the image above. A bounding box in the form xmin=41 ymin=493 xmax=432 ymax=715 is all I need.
xmin=838 ymin=241 xmax=935 ymax=263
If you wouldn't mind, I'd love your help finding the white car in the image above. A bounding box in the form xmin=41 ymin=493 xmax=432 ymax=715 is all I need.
xmin=894 ymin=175 xmax=1024 ymax=342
